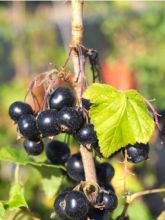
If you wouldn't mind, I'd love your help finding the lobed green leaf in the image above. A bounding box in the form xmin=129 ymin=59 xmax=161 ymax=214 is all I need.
xmin=84 ymin=83 xmax=155 ymax=157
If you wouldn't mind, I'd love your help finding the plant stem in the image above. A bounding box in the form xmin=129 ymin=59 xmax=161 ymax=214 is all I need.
xmin=126 ymin=188 xmax=165 ymax=204
xmin=14 ymin=163 xmax=20 ymax=183
xmin=71 ymin=0 xmax=97 ymax=183
xmin=116 ymin=188 xmax=165 ymax=220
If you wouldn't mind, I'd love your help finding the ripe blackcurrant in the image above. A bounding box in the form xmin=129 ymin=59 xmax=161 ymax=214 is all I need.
xmin=57 ymin=107 xmax=83 ymax=133
xmin=96 ymin=162 xmax=115 ymax=184
xmin=124 ymin=143 xmax=149 ymax=163
xmin=49 ymin=87 xmax=75 ymax=110
xmin=66 ymin=153 xmax=85 ymax=182
xmin=82 ymin=98 xmax=91 ymax=110
xmin=37 ymin=110 xmax=59 ymax=137
xmin=54 ymin=192 xmax=70 ymax=220
xmin=46 ymin=140 xmax=70 ymax=165
xmin=76 ymin=123 xmax=97 ymax=145
xmin=18 ymin=114 xmax=40 ymax=140
xmin=96 ymin=191 xmax=118 ymax=212
xmin=9 ymin=101 xmax=33 ymax=122
xmin=23 ymin=139 xmax=44 ymax=156
xmin=65 ymin=191 xmax=89 ymax=220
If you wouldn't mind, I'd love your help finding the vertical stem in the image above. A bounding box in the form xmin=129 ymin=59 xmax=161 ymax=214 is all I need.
xmin=71 ymin=0 xmax=97 ymax=183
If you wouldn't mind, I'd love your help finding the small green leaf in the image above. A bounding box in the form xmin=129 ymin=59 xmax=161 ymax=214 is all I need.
xmin=0 ymin=202 xmax=5 ymax=220
xmin=84 ymin=83 xmax=155 ymax=157
xmin=41 ymin=175 xmax=63 ymax=199
xmin=7 ymin=182 xmax=28 ymax=209
xmin=0 ymin=146 xmax=65 ymax=170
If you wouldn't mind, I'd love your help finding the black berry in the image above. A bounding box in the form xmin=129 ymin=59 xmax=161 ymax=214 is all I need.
xmin=57 ymin=107 xmax=82 ymax=133
xmin=37 ymin=110 xmax=59 ymax=137
xmin=46 ymin=140 xmax=70 ymax=165
xmin=23 ymin=139 xmax=44 ymax=156
xmin=76 ymin=123 xmax=97 ymax=145
xmin=9 ymin=101 xmax=33 ymax=122
xmin=65 ymin=191 xmax=89 ymax=220
xmin=125 ymin=143 xmax=149 ymax=163
xmin=88 ymin=208 xmax=109 ymax=220
xmin=96 ymin=162 xmax=115 ymax=184
xmin=54 ymin=192 xmax=70 ymax=220
xmin=49 ymin=87 xmax=75 ymax=110
xmin=66 ymin=153 xmax=85 ymax=182
xmin=96 ymin=191 xmax=118 ymax=212
xmin=18 ymin=114 xmax=40 ymax=140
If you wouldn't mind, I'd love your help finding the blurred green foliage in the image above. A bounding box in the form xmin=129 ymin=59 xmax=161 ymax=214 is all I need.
xmin=99 ymin=2 xmax=165 ymax=109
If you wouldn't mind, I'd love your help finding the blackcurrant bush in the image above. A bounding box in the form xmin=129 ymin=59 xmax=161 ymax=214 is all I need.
xmin=57 ymin=107 xmax=83 ymax=133
xmin=18 ymin=114 xmax=40 ymax=140
xmin=88 ymin=208 xmax=109 ymax=220
xmin=96 ymin=191 xmax=118 ymax=212
xmin=65 ymin=191 xmax=89 ymax=220
xmin=76 ymin=123 xmax=97 ymax=145
xmin=9 ymin=101 xmax=33 ymax=122
xmin=23 ymin=139 xmax=44 ymax=156
xmin=66 ymin=153 xmax=85 ymax=182
xmin=54 ymin=192 xmax=70 ymax=220
xmin=49 ymin=87 xmax=75 ymax=110
xmin=46 ymin=140 xmax=70 ymax=165
xmin=37 ymin=110 xmax=59 ymax=137
xmin=82 ymin=98 xmax=91 ymax=110
xmin=124 ymin=143 xmax=149 ymax=163
xmin=96 ymin=162 xmax=115 ymax=184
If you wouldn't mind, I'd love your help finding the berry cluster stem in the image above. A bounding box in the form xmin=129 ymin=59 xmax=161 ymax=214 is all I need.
xmin=71 ymin=0 xmax=97 ymax=183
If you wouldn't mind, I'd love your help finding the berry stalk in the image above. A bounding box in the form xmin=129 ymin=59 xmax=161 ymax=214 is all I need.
xmin=71 ymin=0 xmax=97 ymax=183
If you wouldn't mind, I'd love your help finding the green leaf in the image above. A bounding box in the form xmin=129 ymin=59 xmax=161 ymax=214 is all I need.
xmin=41 ymin=175 xmax=63 ymax=199
xmin=84 ymin=83 xmax=155 ymax=157
xmin=4 ymin=208 xmax=34 ymax=220
xmin=0 ymin=202 xmax=5 ymax=220
xmin=0 ymin=146 xmax=65 ymax=171
xmin=7 ymin=182 xmax=28 ymax=209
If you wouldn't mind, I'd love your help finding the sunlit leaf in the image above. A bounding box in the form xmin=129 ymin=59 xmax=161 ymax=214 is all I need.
xmin=0 ymin=146 xmax=65 ymax=171
xmin=7 ymin=182 xmax=28 ymax=209
xmin=84 ymin=83 xmax=155 ymax=157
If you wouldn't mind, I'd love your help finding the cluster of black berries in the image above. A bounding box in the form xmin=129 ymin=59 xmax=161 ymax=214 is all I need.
xmin=8 ymin=87 xmax=99 ymax=156
xmin=54 ymin=187 xmax=118 ymax=220
xmin=54 ymin=151 xmax=117 ymax=220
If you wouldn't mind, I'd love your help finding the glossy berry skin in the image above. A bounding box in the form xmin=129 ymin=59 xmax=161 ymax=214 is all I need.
xmin=96 ymin=191 xmax=118 ymax=212
xmin=49 ymin=87 xmax=75 ymax=110
xmin=37 ymin=110 xmax=59 ymax=137
xmin=57 ymin=107 xmax=82 ymax=133
xmin=88 ymin=208 xmax=109 ymax=220
xmin=46 ymin=140 xmax=70 ymax=165
xmin=54 ymin=192 xmax=70 ymax=220
xmin=23 ymin=139 xmax=44 ymax=156
xmin=65 ymin=191 xmax=89 ymax=220
xmin=125 ymin=143 xmax=149 ymax=163
xmin=18 ymin=114 xmax=40 ymax=140
xmin=96 ymin=162 xmax=115 ymax=184
xmin=9 ymin=101 xmax=33 ymax=122
xmin=76 ymin=124 xmax=97 ymax=145
xmin=66 ymin=153 xmax=85 ymax=182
